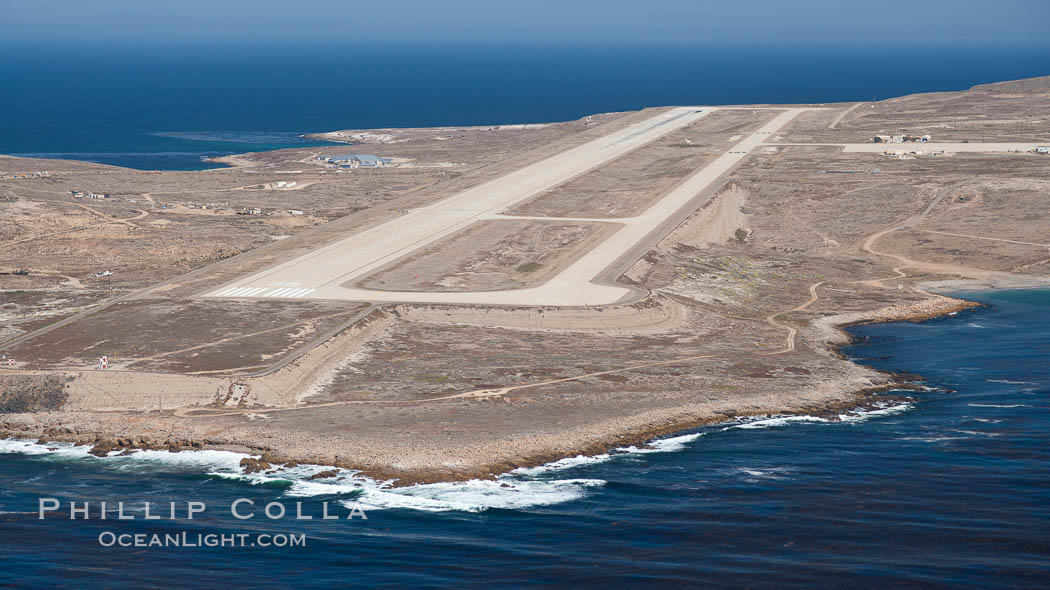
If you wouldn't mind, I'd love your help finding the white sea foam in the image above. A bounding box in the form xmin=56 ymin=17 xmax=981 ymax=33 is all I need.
xmin=986 ymin=379 xmax=1034 ymax=385
xmin=615 ymin=432 xmax=705 ymax=454
xmin=837 ymin=402 xmax=913 ymax=422
xmin=729 ymin=416 xmax=828 ymax=429
xmin=0 ymin=398 xmax=912 ymax=514
xmin=950 ymin=429 xmax=1001 ymax=437
xmin=735 ymin=467 xmax=792 ymax=479
xmin=0 ymin=439 xmax=252 ymax=472
xmin=968 ymin=403 xmax=1032 ymax=408
xmin=207 ymin=464 xmax=607 ymax=513
xmin=725 ymin=401 xmax=914 ymax=430
xmin=0 ymin=439 xmax=94 ymax=459
xmin=511 ymin=453 xmax=613 ymax=476
xmin=347 ymin=478 xmax=606 ymax=513
xmin=898 ymin=436 xmax=966 ymax=443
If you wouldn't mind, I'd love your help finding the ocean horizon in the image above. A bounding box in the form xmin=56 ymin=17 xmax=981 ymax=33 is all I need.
xmin=4 ymin=30 xmax=1050 ymax=586
xmin=2 ymin=40 xmax=1049 ymax=170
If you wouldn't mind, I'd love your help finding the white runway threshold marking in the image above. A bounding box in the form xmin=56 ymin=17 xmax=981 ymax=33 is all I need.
xmin=204 ymin=107 xmax=818 ymax=306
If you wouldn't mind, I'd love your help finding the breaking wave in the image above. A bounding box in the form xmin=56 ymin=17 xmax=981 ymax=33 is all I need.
xmin=0 ymin=401 xmax=912 ymax=513
xmin=727 ymin=401 xmax=913 ymax=430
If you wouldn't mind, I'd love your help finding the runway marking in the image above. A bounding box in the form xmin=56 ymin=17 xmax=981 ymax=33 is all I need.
xmin=204 ymin=106 xmax=711 ymax=301
xmin=264 ymin=287 xmax=297 ymax=297
xmin=204 ymin=107 xmax=822 ymax=306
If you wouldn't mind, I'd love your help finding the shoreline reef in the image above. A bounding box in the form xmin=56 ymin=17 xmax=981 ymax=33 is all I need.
xmin=0 ymin=290 xmax=990 ymax=486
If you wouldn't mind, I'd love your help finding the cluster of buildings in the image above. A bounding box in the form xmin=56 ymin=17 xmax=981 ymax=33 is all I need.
xmin=2 ymin=171 xmax=51 ymax=180
xmin=317 ymin=154 xmax=392 ymax=169
xmin=183 ymin=200 xmax=230 ymax=211
xmin=872 ymin=134 xmax=932 ymax=144
xmin=882 ymin=148 xmax=945 ymax=159
xmin=70 ymin=190 xmax=109 ymax=200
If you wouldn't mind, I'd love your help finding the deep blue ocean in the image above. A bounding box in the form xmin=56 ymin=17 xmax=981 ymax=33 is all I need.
xmin=3 ymin=42 xmax=1050 ymax=586
xmin=0 ymin=289 xmax=1047 ymax=587
xmin=2 ymin=41 xmax=1050 ymax=170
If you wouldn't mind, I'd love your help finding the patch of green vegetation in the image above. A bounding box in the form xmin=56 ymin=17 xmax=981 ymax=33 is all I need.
xmin=516 ymin=262 xmax=543 ymax=273
xmin=597 ymin=374 xmax=629 ymax=384
xmin=734 ymin=228 xmax=749 ymax=242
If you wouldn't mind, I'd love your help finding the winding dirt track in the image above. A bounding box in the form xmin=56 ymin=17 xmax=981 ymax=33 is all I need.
xmin=764 ymin=281 xmax=824 ymax=354
xmin=858 ymin=182 xmax=1013 ymax=286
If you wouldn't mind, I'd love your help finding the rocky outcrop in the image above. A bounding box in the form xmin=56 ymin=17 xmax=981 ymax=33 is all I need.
xmin=0 ymin=374 xmax=70 ymax=412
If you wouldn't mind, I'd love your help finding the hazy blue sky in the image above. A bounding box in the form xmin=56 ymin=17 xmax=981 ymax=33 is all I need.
xmin=4 ymin=0 xmax=1049 ymax=45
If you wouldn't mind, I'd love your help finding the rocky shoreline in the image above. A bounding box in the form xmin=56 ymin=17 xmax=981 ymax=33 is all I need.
xmin=0 ymin=292 xmax=983 ymax=486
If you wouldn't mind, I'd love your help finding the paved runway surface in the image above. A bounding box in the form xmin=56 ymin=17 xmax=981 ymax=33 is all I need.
xmin=206 ymin=107 xmax=822 ymax=306
xmin=772 ymin=142 xmax=1039 ymax=152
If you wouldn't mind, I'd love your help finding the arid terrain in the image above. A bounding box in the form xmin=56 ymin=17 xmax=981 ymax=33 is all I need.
xmin=2 ymin=77 xmax=1049 ymax=483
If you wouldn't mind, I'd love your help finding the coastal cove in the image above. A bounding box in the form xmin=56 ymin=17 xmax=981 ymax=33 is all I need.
xmin=1 ymin=288 xmax=1048 ymax=586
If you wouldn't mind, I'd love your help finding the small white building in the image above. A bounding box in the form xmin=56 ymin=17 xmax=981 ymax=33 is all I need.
xmin=1036 ymin=146 xmax=1050 ymax=154
xmin=320 ymin=154 xmax=392 ymax=168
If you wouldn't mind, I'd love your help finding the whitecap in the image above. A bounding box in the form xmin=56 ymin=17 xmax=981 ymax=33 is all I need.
xmin=949 ymin=429 xmax=1000 ymax=437
xmin=967 ymin=403 xmax=1032 ymax=408
xmin=735 ymin=467 xmax=792 ymax=479
xmin=898 ymin=436 xmax=966 ymax=443
xmin=986 ymin=379 xmax=1034 ymax=385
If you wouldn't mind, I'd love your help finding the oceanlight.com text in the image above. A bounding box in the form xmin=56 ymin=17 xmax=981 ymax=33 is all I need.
xmin=97 ymin=531 xmax=307 ymax=548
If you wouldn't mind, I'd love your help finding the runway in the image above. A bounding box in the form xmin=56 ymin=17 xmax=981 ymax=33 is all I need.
xmin=771 ymin=142 xmax=1039 ymax=153
xmin=206 ymin=107 xmax=814 ymax=306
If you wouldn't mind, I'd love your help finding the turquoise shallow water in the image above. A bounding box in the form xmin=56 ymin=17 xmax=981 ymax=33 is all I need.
xmin=0 ymin=289 xmax=1047 ymax=587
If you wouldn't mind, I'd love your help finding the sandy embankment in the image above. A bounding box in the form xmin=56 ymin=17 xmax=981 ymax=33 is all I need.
xmin=50 ymin=308 xmax=395 ymax=412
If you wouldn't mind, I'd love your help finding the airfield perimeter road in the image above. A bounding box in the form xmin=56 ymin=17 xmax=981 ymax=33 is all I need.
xmin=205 ymin=107 xmax=816 ymax=306
xmin=206 ymin=107 xmax=814 ymax=306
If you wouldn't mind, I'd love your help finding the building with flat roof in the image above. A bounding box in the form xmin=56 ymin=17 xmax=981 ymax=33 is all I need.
xmin=318 ymin=154 xmax=392 ymax=168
